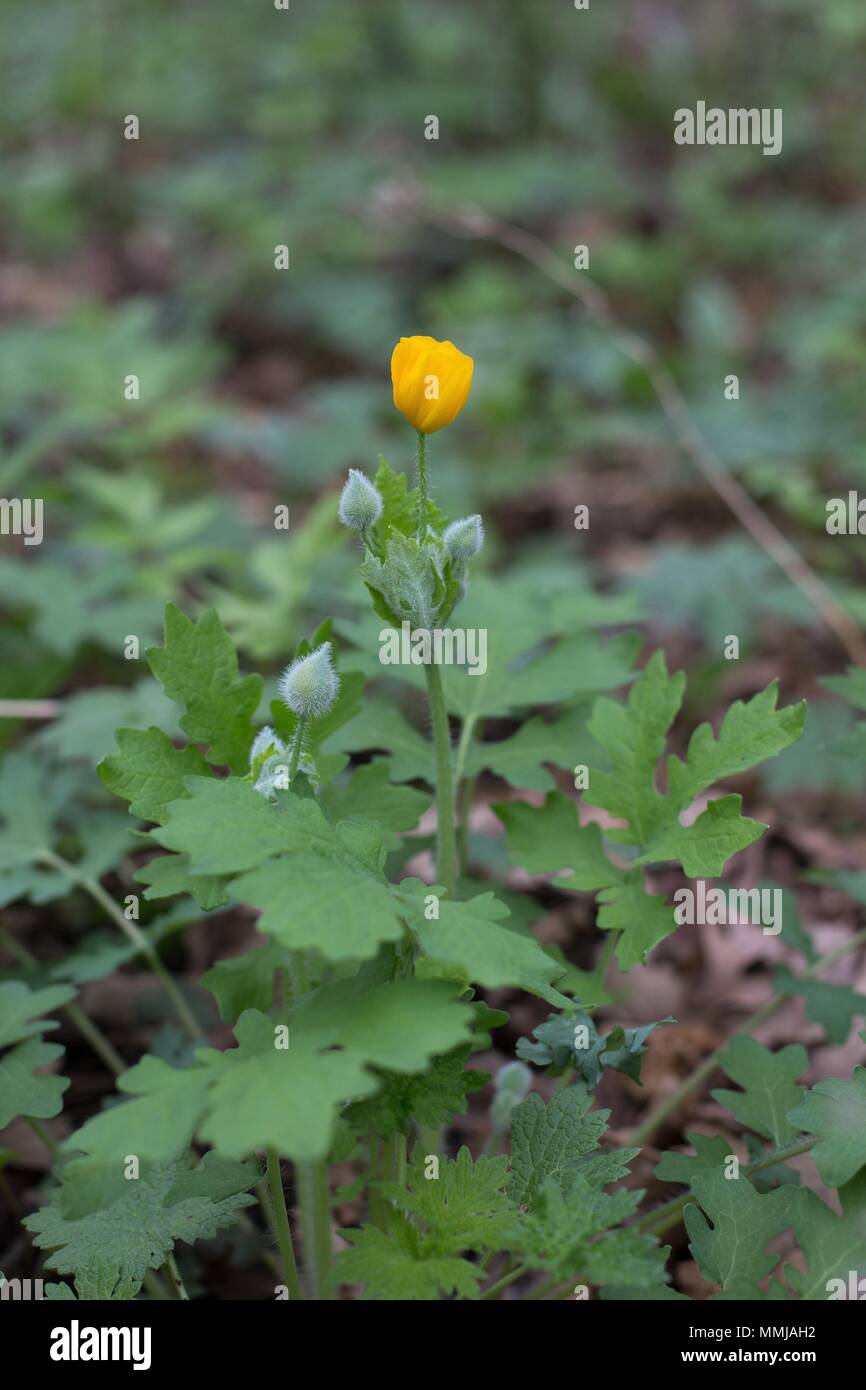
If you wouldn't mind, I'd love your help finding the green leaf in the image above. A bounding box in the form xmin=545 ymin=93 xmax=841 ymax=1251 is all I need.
xmin=0 ymin=981 xmax=76 ymax=1047
xmin=60 ymin=1056 xmax=213 ymax=1164
xmin=821 ymin=666 xmax=866 ymax=713
xmin=788 ymin=1069 xmax=866 ymax=1187
xmin=200 ymin=978 xmax=475 ymax=1161
xmin=201 ymin=944 xmax=289 ymax=1021
xmin=335 ymin=1220 xmax=482 ymax=1301
xmin=153 ymin=777 xmax=293 ymax=874
xmin=99 ymin=728 xmax=211 ymax=823
xmin=507 ymin=1086 xmax=613 ymax=1208
xmin=134 ymin=851 xmax=229 ymax=910
xmin=34 ymin=680 xmax=182 ymax=767
xmin=0 ymin=1038 xmax=70 ymax=1128
xmin=147 ymin=605 xmax=262 ymax=773
xmin=774 ymin=965 xmax=866 ymax=1045
xmin=585 ymin=655 xmax=804 ymax=874
xmin=343 ymin=1045 xmax=488 ymax=1139
xmin=232 ymin=839 xmax=403 ymax=963
xmin=585 ymin=651 xmax=685 ymax=842
xmin=320 ymin=760 xmax=429 ymax=848
xmin=685 ymin=1170 xmax=797 ymax=1295
xmin=494 ymin=792 xmax=622 ymax=890
xmin=398 ymin=880 xmax=571 ymax=1007
xmin=786 ymin=1170 xmax=866 ymax=1300
xmin=655 ymin=1133 xmax=735 ymax=1185
xmin=465 ymin=708 xmax=595 ymax=790
xmin=335 ymin=1145 xmax=512 ymax=1300
xmin=517 ymin=1010 xmax=673 ymax=1088
xmin=24 ymin=1153 xmax=257 ymax=1300
xmin=324 ymin=696 xmax=433 ymax=783
xmin=595 ymin=873 xmax=677 ymax=969
xmin=712 ymin=1037 xmax=807 ymax=1147
xmin=507 ymin=1172 xmax=666 ymax=1289
xmin=372 ymin=458 xmax=446 ymax=540
xmin=636 ymin=795 xmax=767 ymax=878
xmin=381 ymin=1146 xmax=514 ymax=1254
xmin=0 ymin=981 xmax=74 ymax=1127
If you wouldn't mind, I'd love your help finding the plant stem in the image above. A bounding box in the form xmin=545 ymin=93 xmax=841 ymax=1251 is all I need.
xmin=297 ymin=1161 xmax=333 ymax=1300
xmin=594 ymin=928 xmax=619 ymax=987
xmin=416 ymin=430 xmax=428 ymax=537
xmin=37 ymin=850 xmax=201 ymax=1042
xmin=368 ymin=1138 xmax=388 ymax=1231
xmin=630 ymin=924 xmax=866 ymax=1146
xmin=424 ymin=662 xmax=457 ymax=900
xmin=24 ymin=1115 xmax=58 ymax=1155
xmin=0 ymin=926 xmax=125 ymax=1076
xmin=454 ymin=712 xmax=480 ymax=873
xmin=287 ymin=715 xmax=307 ymax=785
xmin=163 ymin=1252 xmax=189 ymax=1300
xmin=265 ymin=1148 xmax=303 ymax=1301
xmin=480 ymin=1260 xmax=526 ymax=1300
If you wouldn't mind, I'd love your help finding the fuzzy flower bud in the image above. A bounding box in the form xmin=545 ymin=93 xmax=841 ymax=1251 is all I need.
xmin=490 ymin=1060 xmax=532 ymax=1130
xmin=278 ymin=642 xmax=339 ymax=720
xmin=338 ymin=469 xmax=383 ymax=532
xmin=443 ymin=514 xmax=484 ymax=562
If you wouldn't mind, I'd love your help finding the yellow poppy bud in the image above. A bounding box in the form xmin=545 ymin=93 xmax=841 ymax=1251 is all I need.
xmin=390 ymin=336 xmax=474 ymax=434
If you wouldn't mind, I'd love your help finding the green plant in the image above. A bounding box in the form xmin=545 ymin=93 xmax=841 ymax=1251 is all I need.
xmin=3 ymin=356 xmax=865 ymax=1304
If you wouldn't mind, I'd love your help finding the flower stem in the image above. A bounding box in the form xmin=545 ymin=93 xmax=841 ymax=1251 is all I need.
xmin=423 ymin=662 xmax=457 ymax=900
xmin=265 ymin=1148 xmax=303 ymax=1301
xmin=287 ymin=716 xmax=307 ymax=785
xmin=297 ymin=1161 xmax=333 ymax=1300
xmin=416 ymin=431 xmax=428 ymax=537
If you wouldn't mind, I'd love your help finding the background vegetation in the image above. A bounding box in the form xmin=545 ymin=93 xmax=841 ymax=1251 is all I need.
xmin=2 ymin=0 xmax=865 ymax=1299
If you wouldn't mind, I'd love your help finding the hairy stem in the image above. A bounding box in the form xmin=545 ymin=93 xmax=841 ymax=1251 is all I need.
xmin=264 ymin=1148 xmax=303 ymax=1300
xmin=424 ymin=662 xmax=458 ymax=900
xmin=297 ymin=1161 xmax=333 ymax=1300
xmin=163 ymin=1252 xmax=190 ymax=1300
xmin=37 ymin=849 xmax=201 ymax=1042
xmin=287 ymin=715 xmax=307 ymax=786
xmin=416 ymin=430 xmax=428 ymax=537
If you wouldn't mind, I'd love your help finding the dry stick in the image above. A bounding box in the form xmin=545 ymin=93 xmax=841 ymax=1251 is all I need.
xmin=426 ymin=199 xmax=866 ymax=668
xmin=0 ymin=700 xmax=62 ymax=720
xmin=630 ymin=924 xmax=866 ymax=1148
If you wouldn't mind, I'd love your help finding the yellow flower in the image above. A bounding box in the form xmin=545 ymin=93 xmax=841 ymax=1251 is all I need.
xmin=390 ymin=336 xmax=474 ymax=434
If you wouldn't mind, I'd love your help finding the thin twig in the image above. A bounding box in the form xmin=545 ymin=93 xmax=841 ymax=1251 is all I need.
xmin=425 ymin=197 xmax=866 ymax=666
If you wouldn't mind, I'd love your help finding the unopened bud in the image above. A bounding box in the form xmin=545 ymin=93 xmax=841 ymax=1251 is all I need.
xmin=443 ymin=514 xmax=484 ymax=561
xmin=278 ymin=642 xmax=340 ymax=720
xmin=490 ymin=1060 xmax=532 ymax=1130
xmin=339 ymin=469 xmax=383 ymax=532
